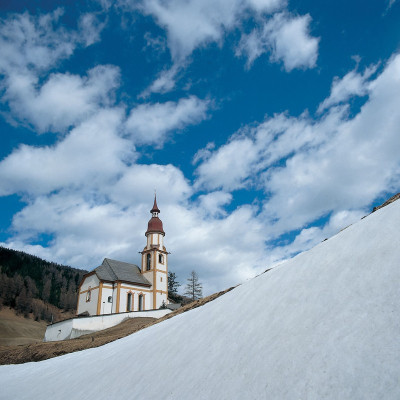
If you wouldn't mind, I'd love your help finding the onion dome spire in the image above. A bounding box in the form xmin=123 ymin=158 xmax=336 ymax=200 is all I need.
xmin=146 ymin=194 xmax=165 ymax=236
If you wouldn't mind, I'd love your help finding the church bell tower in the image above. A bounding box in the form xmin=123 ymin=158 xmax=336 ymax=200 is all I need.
xmin=141 ymin=195 xmax=168 ymax=309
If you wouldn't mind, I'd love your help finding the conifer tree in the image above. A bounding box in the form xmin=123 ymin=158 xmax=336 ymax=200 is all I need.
xmin=168 ymin=271 xmax=181 ymax=295
xmin=184 ymin=270 xmax=203 ymax=301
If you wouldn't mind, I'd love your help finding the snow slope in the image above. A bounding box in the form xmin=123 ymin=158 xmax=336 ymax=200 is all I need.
xmin=1 ymin=200 xmax=400 ymax=400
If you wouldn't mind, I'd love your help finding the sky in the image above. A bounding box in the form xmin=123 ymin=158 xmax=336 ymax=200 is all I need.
xmin=0 ymin=0 xmax=399 ymax=295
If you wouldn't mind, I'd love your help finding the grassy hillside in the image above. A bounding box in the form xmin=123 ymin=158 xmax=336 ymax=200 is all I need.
xmin=0 ymin=308 xmax=47 ymax=346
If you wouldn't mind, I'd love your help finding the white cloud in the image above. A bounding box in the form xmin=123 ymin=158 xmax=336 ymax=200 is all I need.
xmin=0 ymin=8 xmax=103 ymax=76
xmin=0 ymin=108 xmax=129 ymax=196
xmin=0 ymin=9 xmax=74 ymax=75
xmin=0 ymin=9 xmax=107 ymax=132
xmin=195 ymin=137 xmax=259 ymax=191
xmin=131 ymin=0 xmax=315 ymax=94
xmin=318 ymin=65 xmax=378 ymax=113
xmin=139 ymin=64 xmax=181 ymax=96
xmin=194 ymin=108 xmax=343 ymax=192
xmin=125 ymin=96 xmax=210 ymax=146
xmin=237 ymin=13 xmax=319 ymax=71
xmin=197 ymin=191 xmax=232 ymax=217
xmin=78 ymin=13 xmax=106 ymax=46
xmin=139 ymin=0 xmax=282 ymax=62
xmin=267 ymin=13 xmax=319 ymax=71
xmin=3 ymin=65 xmax=120 ymax=132
xmin=110 ymin=164 xmax=192 ymax=207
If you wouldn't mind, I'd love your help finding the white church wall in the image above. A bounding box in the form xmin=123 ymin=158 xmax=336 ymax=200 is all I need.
xmin=80 ymin=274 xmax=99 ymax=291
xmin=154 ymin=269 xmax=168 ymax=309
xmin=77 ymin=274 xmax=100 ymax=316
xmin=156 ymin=291 xmax=167 ymax=309
xmin=118 ymin=285 xmax=152 ymax=312
xmin=44 ymin=309 xmax=172 ymax=342
xmin=100 ymin=285 xmax=114 ymax=315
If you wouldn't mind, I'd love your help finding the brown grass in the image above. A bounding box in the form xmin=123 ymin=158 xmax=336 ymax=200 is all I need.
xmin=0 ymin=308 xmax=47 ymax=346
xmin=0 ymin=287 xmax=234 ymax=365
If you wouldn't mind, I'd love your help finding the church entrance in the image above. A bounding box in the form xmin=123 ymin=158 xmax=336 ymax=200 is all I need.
xmin=138 ymin=294 xmax=143 ymax=311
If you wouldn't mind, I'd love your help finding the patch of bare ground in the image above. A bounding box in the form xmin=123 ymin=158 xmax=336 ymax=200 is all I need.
xmin=0 ymin=308 xmax=47 ymax=346
xmin=0 ymin=287 xmax=234 ymax=365
xmin=372 ymin=192 xmax=400 ymax=212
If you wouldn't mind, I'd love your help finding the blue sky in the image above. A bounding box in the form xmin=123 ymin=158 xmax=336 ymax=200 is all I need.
xmin=0 ymin=0 xmax=399 ymax=294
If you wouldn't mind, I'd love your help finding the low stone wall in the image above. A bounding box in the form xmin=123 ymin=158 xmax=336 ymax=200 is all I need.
xmin=44 ymin=309 xmax=172 ymax=342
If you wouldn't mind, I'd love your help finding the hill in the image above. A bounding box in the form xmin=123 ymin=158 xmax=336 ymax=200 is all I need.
xmin=0 ymin=247 xmax=87 ymax=322
xmin=0 ymin=198 xmax=399 ymax=399
xmin=0 ymin=308 xmax=47 ymax=346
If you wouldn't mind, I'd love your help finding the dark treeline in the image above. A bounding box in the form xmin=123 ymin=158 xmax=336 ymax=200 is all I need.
xmin=0 ymin=246 xmax=88 ymax=322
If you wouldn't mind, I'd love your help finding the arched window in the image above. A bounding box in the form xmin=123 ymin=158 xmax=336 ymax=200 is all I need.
xmin=138 ymin=294 xmax=144 ymax=311
xmin=86 ymin=287 xmax=91 ymax=302
xmin=146 ymin=253 xmax=151 ymax=271
xmin=159 ymin=254 xmax=164 ymax=264
xmin=127 ymin=292 xmax=133 ymax=312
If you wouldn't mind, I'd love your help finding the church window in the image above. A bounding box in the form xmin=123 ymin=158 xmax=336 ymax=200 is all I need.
xmin=159 ymin=254 xmax=164 ymax=264
xmin=86 ymin=287 xmax=91 ymax=302
xmin=127 ymin=293 xmax=133 ymax=311
xmin=160 ymin=277 xmax=162 ymax=282
xmin=138 ymin=294 xmax=144 ymax=311
xmin=146 ymin=253 xmax=151 ymax=270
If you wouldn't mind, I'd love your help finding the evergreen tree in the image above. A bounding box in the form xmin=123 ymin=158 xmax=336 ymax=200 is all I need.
xmin=184 ymin=270 xmax=203 ymax=301
xmin=168 ymin=271 xmax=181 ymax=295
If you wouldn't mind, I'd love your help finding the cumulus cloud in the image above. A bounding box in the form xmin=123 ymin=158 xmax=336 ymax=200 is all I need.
xmin=131 ymin=0 xmax=316 ymax=94
xmin=317 ymin=64 xmax=378 ymax=113
xmin=197 ymin=191 xmax=233 ymax=217
xmin=139 ymin=0 xmax=284 ymax=62
xmin=0 ymin=9 xmax=74 ymax=75
xmin=0 ymin=8 xmax=103 ymax=75
xmin=0 ymin=9 xmax=107 ymax=132
xmin=110 ymin=164 xmax=192 ymax=207
xmin=139 ymin=64 xmax=181 ymax=96
xmin=3 ymin=66 xmax=120 ymax=132
xmin=194 ymin=108 xmax=343 ymax=192
xmin=125 ymin=96 xmax=210 ymax=146
xmin=78 ymin=13 xmax=106 ymax=46
xmin=195 ymin=137 xmax=260 ymax=191
xmin=237 ymin=13 xmax=319 ymax=71
xmin=0 ymin=108 xmax=129 ymax=196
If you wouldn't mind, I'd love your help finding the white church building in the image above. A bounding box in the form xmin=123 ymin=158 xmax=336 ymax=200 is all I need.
xmin=76 ymin=197 xmax=169 ymax=316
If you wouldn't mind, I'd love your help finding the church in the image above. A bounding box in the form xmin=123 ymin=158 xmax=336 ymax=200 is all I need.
xmin=76 ymin=196 xmax=169 ymax=316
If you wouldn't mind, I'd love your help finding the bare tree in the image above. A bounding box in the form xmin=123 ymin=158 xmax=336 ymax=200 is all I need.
xmin=184 ymin=270 xmax=203 ymax=301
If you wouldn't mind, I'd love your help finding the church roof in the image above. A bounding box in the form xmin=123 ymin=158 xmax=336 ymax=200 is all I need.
xmin=146 ymin=216 xmax=165 ymax=235
xmin=95 ymin=258 xmax=151 ymax=287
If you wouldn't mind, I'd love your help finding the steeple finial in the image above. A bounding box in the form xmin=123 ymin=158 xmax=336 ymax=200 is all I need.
xmin=151 ymin=193 xmax=160 ymax=215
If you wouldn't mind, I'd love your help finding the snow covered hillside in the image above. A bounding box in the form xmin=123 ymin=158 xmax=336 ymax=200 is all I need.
xmin=1 ymin=200 xmax=400 ymax=400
